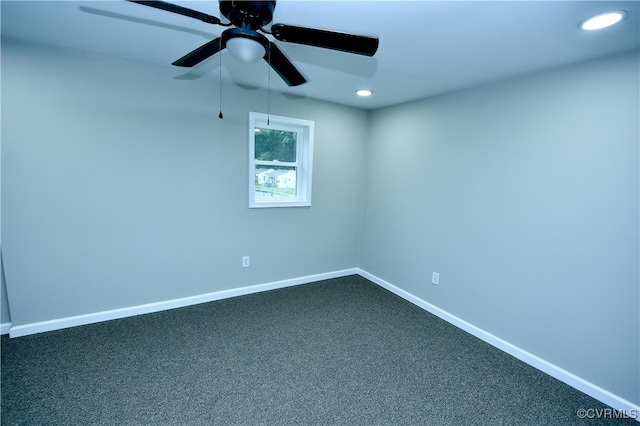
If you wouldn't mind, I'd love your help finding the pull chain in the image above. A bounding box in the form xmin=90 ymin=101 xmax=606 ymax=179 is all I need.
xmin=267 ymin=47 xmax=271 ymax=126
xmin=218 ymin=38 xmax=223 ymax=119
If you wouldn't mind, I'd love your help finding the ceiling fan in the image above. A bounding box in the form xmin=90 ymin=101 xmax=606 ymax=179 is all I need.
xmin=128 ymin=0 xmax=379 ymax=86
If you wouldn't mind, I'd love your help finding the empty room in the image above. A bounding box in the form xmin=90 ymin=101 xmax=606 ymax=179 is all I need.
xmin=1 ymin=1 xmax=638 ymax=424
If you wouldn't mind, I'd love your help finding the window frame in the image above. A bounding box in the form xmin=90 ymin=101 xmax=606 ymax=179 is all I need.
xmin=249 ymin=112 xmax=314 ymax=208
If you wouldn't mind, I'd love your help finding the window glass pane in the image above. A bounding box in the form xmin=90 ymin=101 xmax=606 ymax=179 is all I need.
xmin=254 ymin=128 xmax=297 ymax=162
xmin=254 ymin=165 xmax=297 ymax=199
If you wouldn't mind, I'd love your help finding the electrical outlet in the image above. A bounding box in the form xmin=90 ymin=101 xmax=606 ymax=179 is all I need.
xmin=432 ymin=272 xmax=440 ymax=285
xmin=242 ymin=256 xmax=250 ymax=268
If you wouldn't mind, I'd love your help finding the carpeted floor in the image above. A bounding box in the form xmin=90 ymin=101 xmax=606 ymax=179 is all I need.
xmin=1 ymin=275 xmax=635 ymax=425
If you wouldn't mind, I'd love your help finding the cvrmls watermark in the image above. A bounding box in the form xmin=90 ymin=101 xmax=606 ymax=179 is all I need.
xmin=576 ymin=408 xmax=638 ymax=420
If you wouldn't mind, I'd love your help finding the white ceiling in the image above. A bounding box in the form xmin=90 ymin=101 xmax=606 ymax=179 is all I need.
xmin=2 ymin=0 xmax=638 ymax=109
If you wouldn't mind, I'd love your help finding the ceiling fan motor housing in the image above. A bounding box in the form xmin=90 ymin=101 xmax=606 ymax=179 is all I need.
xmin=219 ymin=0 xmax=276 ymax=30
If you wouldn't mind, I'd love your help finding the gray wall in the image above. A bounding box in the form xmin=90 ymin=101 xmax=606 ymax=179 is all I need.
xmin=359 ymin=50 xmax=639 ymax=404
xmin=1 ymin=258 xmax=9 ymax=324
xmin=1 ymin=39 xmax=368 ymax=326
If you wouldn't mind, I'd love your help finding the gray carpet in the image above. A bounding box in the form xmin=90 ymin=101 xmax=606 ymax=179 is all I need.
xmin=1 ymin=275 xmax=635 ymax=425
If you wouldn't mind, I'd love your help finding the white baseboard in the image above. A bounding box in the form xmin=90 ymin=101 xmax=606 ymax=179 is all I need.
xmin=8 ymin=268 xmax=358 ymax=338
xmin=356 ymin=268 xmax=640 ymax=421
xmin=1 ymin=322 xmax=11 ymax=335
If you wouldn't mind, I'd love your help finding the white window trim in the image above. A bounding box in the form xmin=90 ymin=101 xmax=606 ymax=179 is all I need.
xmin=249 ymin=112 xmax=314 ymax=208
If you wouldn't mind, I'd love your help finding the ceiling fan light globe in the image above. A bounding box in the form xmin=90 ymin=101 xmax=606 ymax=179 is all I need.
xmin=227 ymin=37 xmax=266 ymax=63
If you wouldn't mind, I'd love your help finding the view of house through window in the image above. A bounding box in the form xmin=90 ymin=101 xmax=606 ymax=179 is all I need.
xmin=254 ymin=128 xmax=298 ymax=198
xmin=249 ymin=112 xmax=314 ymax=208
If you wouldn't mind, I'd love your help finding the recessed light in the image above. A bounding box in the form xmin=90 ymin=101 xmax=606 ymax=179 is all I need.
xmin=580 ymin=11 xmax=627 ymax=31
xmin=356 ymin=89 xmax=372 ymax=97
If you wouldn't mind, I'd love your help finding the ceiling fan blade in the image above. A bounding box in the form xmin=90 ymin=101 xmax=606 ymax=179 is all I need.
xmin=271 ymin=24 xmax=378 ymax=57
xmin=172 ymin=37 xmax=225 ymax=67
xmin=127 ymin=0 xmax=221 ymax=25
xmin=265 ymin=42 xmax=307 ymax=87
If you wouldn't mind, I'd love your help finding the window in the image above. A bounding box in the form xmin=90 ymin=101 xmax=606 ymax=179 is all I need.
xmin=249 ymin=112 xmax=314 ymax=208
